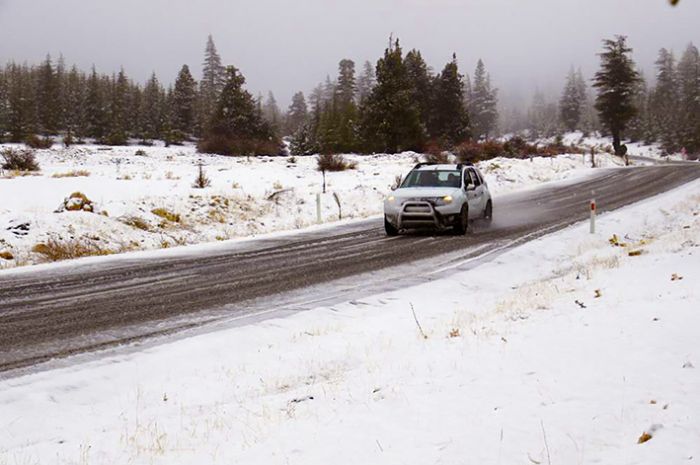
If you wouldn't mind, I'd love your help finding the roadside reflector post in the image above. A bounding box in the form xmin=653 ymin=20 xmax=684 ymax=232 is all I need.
xmin=590 ymin=199 xmax=596 ymax=234
xmin=316 ymin=193 xmax=322 ymax=224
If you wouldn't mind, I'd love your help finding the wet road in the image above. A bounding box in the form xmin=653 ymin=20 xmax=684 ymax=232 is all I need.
xmin=1 ymin=164 xmax=699 ymax=374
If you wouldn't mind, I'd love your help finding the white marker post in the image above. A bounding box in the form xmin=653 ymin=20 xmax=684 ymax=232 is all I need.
xmin=590 ymin=198 xmax=596 ymax=234
xmin=316 ymin=193 xmax=322 ymax=224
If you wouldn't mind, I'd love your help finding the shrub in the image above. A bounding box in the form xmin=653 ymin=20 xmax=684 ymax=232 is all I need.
xmin=197 ymin=134 xmax=281 ymax=156
xmin=151 ymin=208 xmax=181 ymax=223
xmin=1 ymin=148 xmax=40 ymax=171
xmin=62 ymin=191 xmax=94 ymax=212
xmin=32 ymin=238 xmax=113 ymax=262
xmin=134 ymin=149 xmax=147 ymax=157
xmin=25 ymin=134 xmax=53 ymax=149
xmin=0 ymin=250 xmax=14 ymax=260
xmin=63 ymin=133 xmax=74 ymax=147
xmin=192 ymin=164 xmax=212 ymax=189
xmin=503 ymin=136 xmax=539 ymax=157
xmin=424 ymin=140 xmax=452 ymax=164
xmin=317 ymin=153 xmax=357 ymax=172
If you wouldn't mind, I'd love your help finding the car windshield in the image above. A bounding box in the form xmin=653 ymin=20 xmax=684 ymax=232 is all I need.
xmin=401 ymin=169 xmax=462 ymax=188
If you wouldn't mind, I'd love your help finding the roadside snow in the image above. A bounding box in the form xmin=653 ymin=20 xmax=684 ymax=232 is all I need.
xmin=0 ymin=141 xmax=631 ymax=269
xmin=1 ymin=174 xmax=698 ymax=464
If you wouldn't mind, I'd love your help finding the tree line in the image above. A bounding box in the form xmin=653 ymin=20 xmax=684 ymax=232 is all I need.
xmin=1 ymin=34 xmax=698 ymax=156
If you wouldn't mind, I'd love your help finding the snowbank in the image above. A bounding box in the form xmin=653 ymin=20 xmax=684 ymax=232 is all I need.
xmin=1 ymin=173 xmax=698 ymax=464
xmin=1 ymin=141 xmax=625 ymax=269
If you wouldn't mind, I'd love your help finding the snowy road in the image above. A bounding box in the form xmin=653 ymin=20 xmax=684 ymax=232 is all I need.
xmin=1 ymin=164 xmax=699 ymax=375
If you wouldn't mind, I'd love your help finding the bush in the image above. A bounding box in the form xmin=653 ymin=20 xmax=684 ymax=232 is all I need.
xmin=134 ymin=149 xmax=147 ymax=157
xmin=503 ymin=136 xmax=539 ymax=157
xmin=25 ymin=134 xmax=53 ymax=149
xmin=63 ymin=133 xmax=74 ymax=147
xmin=192 ymin=164 xmax=212 ymax=189
xmin=317 ymin=153 xmax=357 ymax=172
xmin=1 ymin=148 xmax=40 ymax=171
xmin=197 ymin=133 xmax=281 ymax=156
xmin=62 ymin=191 xmax=94 ymax=212
xmin=424 ymin=140 xmax=452 ymax=164
xmin=103 ymin=132 xmax=128 ymax=146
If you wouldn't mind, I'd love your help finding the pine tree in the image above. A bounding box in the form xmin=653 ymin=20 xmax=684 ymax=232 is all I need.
xmin=334 ymin=59 xmax=358 ymax=152
xmin=285 ymin=91 xmax=308 ymax=136
xmin=198 ymin=35 xmax=225 ymax=135
xmin=36 ymin=55 xmax=59 ymax=135
xmin=0 ymin=69 xmax=8 ymax=141
xmin=360 ymin=39 xmax=424 ymax=153
xmin=356 ymin=60 xmax=375 ymax=105
xmin=85 ymin=66 xmax=108 ymax=140
xmin=404 ymin=49 xmax=432 ymax=131
xmin=64 ymin=65 xmax=87 ymax=142
xmin=626 ymin=71 xmax=651 ymax=143
xmin=428 ymin=54 xmax=469 ymax=145
xmin=141 ymin=72 xmax=164 ymax=142
xmin=198 ymin=65 xmax=276 ymax=155
xmin=468 ymin=59 xmax=498 ymax=139
xmin=107 ymin=68 xmax=130 ymax=145
xmin=593 ymin=36 xmax=641 ymax=157
xmin=676 ymin=43 xmax=700 ymax=154
xmin=262 ymin=91 xmax=282 ymax=136
xmin=649 ymin=48 xmax=679 ymax=151
xmin=559 ymin=68 xmax=586 ymax=132
xmin=528 ymin=90 xmax=558 ymax=139
xmin=172 ymin=64 xmax=197 ymax=137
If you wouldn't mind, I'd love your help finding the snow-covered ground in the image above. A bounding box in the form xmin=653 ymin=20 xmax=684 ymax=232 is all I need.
xmin=0 ymin=138 xmax=634 ymax=269
xmin=1 ymin=165 xmax=698 ymax=464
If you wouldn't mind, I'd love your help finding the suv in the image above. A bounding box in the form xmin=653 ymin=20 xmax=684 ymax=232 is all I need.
xmin=383 ymin=162 xmax=492 ymax=236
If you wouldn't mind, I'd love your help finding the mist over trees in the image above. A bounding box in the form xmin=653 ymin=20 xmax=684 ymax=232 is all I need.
xmin=0 ymin=33 xmax=698 ymax=156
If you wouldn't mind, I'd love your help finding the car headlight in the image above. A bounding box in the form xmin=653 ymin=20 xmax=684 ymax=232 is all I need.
xmin=433 ymin=195 xmax=453 ymax=206
xmin=386 ymin=195 xmax=396 ymax=203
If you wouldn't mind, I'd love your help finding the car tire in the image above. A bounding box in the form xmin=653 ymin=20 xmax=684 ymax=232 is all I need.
xmin=483 ymin=200 xmax=493 ymax=223
xmin=454 ymin=205 xmax=468 ymax=235
xmin=384 ymin=216 xmax=399 ymax=236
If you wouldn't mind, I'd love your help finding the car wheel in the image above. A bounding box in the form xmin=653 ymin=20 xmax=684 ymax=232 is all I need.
xmin=384 ymin=216 xmax=399 ymax=236
xmin=454 ymin=205 xmax=468 ymax=235
xmin=483 ymin=200 xmax=493 ymax=223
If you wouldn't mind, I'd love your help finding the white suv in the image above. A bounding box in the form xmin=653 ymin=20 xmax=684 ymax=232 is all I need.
xmin=383 ymin=162 xmax=492 ymax=236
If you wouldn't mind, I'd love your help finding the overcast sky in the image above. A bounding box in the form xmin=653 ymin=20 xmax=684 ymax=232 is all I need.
xmin=1 ymin=0 xmax=698 ymax=107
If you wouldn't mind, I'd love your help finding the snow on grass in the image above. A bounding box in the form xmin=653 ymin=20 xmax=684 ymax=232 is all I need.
xmin=0 ymin=139 xmax=635 ymax=269
xmin=1 ymin=175 xmax=698 ymax=464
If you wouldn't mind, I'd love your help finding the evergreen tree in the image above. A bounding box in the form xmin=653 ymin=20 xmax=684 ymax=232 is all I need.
xmin=0 ymin=69 xmax=8 ymax=141
xmin=198 ymin=35 xmax=225 ymax=135
xmin=559 ymin=68 xmax=587 ymax=132
xmin=676 ymin=43 xmax=700 ymax=154
xmin=141 ymin=72 xmax=164 ymax=142
xmin=360 ymin=39 xmax=424 ymax=153
xmin=262 ymin=91 xmax=282 ymax=136
xmin=593 ymin=36 xmax=641 ymax=156
xmin=85 ymin=66 xmax=108 ymax=140
xmin=528 ymin=90 xmax=558 ymax=139
xmin=649 ymin=48 xmax=679 ymax=151
xmin=334 ymin=59 xmax=359 ymax=152
xmin=107 ymin=68 xmax=130 ymax=144
xmin=198 ymin=65 xmax=276 ymax=155
xmin=64 ymin=65 xmax=87 ymax=142
xmin=428 ymin=54 xmax=469 ymax=145
xmin=285 ymin=91 xmax=308 ymax=136
xmin=468 ymin=59 xmax=498 ymax=139
xmin=172 ymin=64 xmax=197 ymax=137
xmin=626 ymin=71 xmax=651 ymax=143
xmin=36 ymin=55 xmax=60 ymax=135
xmin=404 ymin=49 xmax=432 ymax=131
xmin=356 ymin=60 xmax=375 ymax=105
xmin=336 ymin=59 xmax=356 ymax=105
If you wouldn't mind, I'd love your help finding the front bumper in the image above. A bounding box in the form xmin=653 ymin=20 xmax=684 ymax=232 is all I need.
xmin=385 ymin=200 xmax=459 ymax=230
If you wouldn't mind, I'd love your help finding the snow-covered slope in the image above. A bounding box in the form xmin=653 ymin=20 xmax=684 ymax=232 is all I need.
xmin=1 ymin=174 xmax=698 ymax=464
xmin=1 ymin=141 xmax=627 ymax=269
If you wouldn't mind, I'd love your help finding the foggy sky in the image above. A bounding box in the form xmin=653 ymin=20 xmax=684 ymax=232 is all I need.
xmin=1 ymin=0 xmax=698 ymax=107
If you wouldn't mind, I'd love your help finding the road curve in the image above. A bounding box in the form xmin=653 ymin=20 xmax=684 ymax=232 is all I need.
xmin=1 ymin=164 xmax=699 ymax=374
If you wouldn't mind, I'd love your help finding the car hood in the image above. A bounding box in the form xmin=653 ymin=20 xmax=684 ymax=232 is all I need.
xmin=391 ymin=187 xmax=462 ymax=200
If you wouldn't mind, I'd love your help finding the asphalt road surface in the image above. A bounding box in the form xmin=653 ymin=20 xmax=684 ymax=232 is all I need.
xmin=1 ymin=164 xmax=699 ymax=375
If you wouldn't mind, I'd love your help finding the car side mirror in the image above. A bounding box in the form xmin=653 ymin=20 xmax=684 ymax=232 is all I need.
xmin=466 ymin=183 xmax=476 ymax=191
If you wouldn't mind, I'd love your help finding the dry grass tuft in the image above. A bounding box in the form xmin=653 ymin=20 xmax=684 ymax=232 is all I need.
xmin=0 ymin=251 xmax=14 ymax=260
xmin=152 ymin=208 xmax=181 ymax=223
xmin=317 ymin=153 xmax=357 ymax=172
xmin=32 ymin=238 xmax=114 ymax=261
xmin=123 ymin=216 xmax=151 ymax=231
xmin=52 ymin=170 xmax=91 ymax=178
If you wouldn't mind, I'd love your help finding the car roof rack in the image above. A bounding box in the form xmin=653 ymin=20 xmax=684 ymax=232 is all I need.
xmin=412 ymin=161 xmax=473 ymax=170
